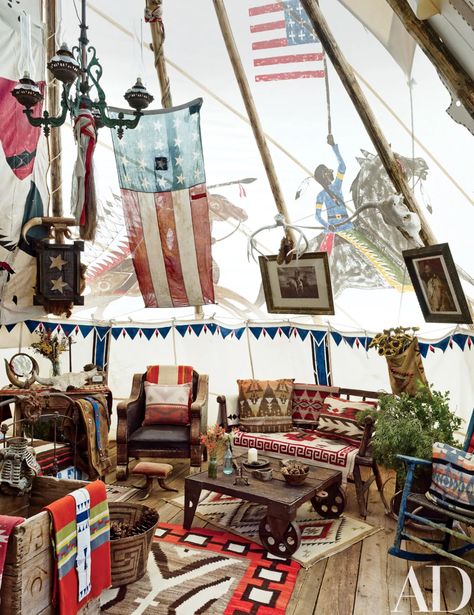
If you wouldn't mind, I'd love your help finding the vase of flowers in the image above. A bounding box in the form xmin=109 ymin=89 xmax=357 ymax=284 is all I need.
xmin=200 ymin=424 xmax=226 ymax=479
xmin=31 ymin=328 xmax=69 ymax=377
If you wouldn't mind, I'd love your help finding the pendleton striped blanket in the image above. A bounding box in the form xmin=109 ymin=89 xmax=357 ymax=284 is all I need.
xmin=45 ymin=480 xmax=111 ymax=615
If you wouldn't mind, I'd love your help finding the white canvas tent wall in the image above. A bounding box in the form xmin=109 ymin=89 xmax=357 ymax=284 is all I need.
xmin=0 ymin=1 xmax=473 ymax=435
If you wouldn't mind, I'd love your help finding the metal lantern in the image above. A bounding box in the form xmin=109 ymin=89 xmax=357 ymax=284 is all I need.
xmin=47 ymin=43 xmax=80 ymax=84
xmin=0 ymin=437 xmax=41 ymax=495
xmin=124 ymin=78 xmax=154 ymax=111
xmin=34 ymin=241 xmax=84 ymax=308
xmin=11 ymin=72 xmax=43 ymax=109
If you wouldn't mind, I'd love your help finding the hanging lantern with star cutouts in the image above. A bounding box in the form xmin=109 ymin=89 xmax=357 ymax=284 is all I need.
xmin=34 ymin=241 xmax=84 ymax=313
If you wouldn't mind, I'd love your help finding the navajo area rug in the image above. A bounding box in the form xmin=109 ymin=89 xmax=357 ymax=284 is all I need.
xmin=100 ymin=523 xmax=299 ymax=614
xmin=105 ymin=484 xmax=141 ymax=502
xmin=171 ymin=491 xmax=380 ymax=568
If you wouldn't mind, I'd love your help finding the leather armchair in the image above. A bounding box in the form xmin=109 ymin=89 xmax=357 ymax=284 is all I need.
xmin=116 ymin=369 xmax=208 ymax=479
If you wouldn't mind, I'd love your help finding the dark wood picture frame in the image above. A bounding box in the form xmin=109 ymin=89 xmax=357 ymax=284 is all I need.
xmin=259 ymin=252 xmax=334 ymax=315
xmin=403 ymin=243 xmax=472 ymax=324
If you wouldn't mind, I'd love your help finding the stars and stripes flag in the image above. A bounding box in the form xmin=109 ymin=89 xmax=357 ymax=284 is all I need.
xmin=249 ymin=0 xmax=325 ymax=82
xmin=111 ymin=98 xmax=215 ymax=308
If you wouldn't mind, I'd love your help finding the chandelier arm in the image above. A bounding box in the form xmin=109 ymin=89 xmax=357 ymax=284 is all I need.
xmin=23 ymin=84 xmax=72 ymax=136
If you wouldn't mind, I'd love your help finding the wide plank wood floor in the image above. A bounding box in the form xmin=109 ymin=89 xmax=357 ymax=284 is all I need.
xmin=107 ymin=455 xmax=474 ymax=615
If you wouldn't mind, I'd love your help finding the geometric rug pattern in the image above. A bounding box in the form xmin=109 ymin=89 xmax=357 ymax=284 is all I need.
xmin=106 ymin=484 xmax=142 ymax=502
xmin=171 ymin=491 xmax=380 ymax=568
xmin=100 ymin=523 xmax=300 ymax=614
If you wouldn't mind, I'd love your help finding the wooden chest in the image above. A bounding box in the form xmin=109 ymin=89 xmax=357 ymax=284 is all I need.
xmin=0 ymin=476 xmax=101 ymax=615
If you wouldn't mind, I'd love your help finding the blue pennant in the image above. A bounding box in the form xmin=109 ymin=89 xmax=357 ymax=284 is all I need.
xmin=265 ymin=327 xmax=278 ymax=339
xmin=297 ymin=329 xmax=310 ymax=341
xmin=175 ymin=325 xmax=189 ymax=337
xmin=5 ymin=323 xmax=17 ymax=333
xmin=111 ymin=328 xmax=122 ymax=340
xmin=418 ymin=343 xmax=429 ymax=358
xmin=126 ymin=327 xmax=140 ymax=340
xmin=452 ymin=334 xmax=467 ymax=351
xmin=141 ymin=328 xmax=155 ymax=341
xmin=78 ymin=325 xmax=94 ymax=338
xmin=250 ymin=327 xmax=263 ymax=340
xmin=432 ymin=337 xmax=450 ymax=352
xmin=220 ymin=327 xmax=233 ymax=339
xmin=234 ymin=328 xmax=245 ymax=340
xmin=331 ymin=331 xmax=342 ymax=346
xmin=94 ymin=326 xmax=110 ymax=341
xmin=60 ymin=323 xmax=76 ymax=337
xmin=157 ymin=326 xmax=171 ymax=339
xmin=279 ymin=326 xmax=291 ymax=338
xmin=190 ymin=324 xmax=205 ymax=337
xmin=25 ymin=320 xmax=40 ymax=333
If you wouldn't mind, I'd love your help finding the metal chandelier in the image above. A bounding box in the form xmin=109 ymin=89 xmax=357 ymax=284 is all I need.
xmin=11 ymin=0 xmax=153 ymax=138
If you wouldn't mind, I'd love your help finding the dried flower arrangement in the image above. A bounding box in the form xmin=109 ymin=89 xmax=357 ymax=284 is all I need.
xmin=200 ymin=424 xmax=226 ymax=458
xmin=31 ymin=328 xmax=69 ymax=376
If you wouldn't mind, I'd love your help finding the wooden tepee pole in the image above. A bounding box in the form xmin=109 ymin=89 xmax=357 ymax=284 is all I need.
xmin=386 ymin=0 xmax=474 ymax=121
xmin=146 ymin=0 xmax=172 ymax=108
xmin=299 ymin=0 xmax=437 ymax=247
xmin=43 ymin=0 xmax=63 ymax=221
xmin=212 ymin=0 xmax=296 ymax=244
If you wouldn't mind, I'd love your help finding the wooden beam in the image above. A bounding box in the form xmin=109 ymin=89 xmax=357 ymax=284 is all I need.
xmin=385 ymin=0 xmax=474 ymax=121
xmin=299 ymin=0 xmax=437 ymax=247
xmin=146 ymin=0 xmax=172 ymax=108
xmin=42 ymin=0 xmax=63 ymax=221
xmin=212 ymin=0 xmax=296 ymax=244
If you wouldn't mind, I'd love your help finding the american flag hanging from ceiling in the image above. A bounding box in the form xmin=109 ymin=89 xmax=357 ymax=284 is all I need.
xmin=110 ymin=98 xmax=215 ymax=308
xmin=249 ymin=0 xmax=325 ymax=82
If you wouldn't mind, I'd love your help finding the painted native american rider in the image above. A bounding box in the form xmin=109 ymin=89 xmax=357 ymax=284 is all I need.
xmin=314 ymin=134 xmax=352 ymax=233
xmin=310 ymin=135 xmax=409 ymax=296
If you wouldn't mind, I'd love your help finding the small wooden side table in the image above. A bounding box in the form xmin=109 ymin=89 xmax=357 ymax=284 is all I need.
xmin=184 ymin=454 xmax=344 ymax=557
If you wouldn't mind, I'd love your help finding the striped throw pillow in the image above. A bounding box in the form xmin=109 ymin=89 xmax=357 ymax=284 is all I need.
xmin=143 ymin=382 xmax=191 ymax=425
xmin=426 ymin=442 xmax=474 ymax=518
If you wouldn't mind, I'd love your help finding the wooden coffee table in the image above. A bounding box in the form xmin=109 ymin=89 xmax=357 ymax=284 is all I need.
xmin=183 ymin=455 xmax=345 ymax=557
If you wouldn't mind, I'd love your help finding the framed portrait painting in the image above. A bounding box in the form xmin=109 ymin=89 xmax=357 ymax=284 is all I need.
xmin=402 ymin=243 xmax=472 ymax=324
xmin=259 ymin=253 xmax=334 ymax=315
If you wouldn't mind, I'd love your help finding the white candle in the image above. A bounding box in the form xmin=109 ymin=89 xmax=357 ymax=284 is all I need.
xmin=248 ymin=448 xmax=258 ymax=464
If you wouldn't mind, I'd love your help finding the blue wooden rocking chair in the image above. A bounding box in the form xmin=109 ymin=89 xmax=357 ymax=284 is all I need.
xmin=389 ymin=410 xmax=474 ymax=570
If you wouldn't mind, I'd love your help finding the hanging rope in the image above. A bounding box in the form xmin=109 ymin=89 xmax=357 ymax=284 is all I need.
xmin=145 ymin=0 xmax=172 ymax=108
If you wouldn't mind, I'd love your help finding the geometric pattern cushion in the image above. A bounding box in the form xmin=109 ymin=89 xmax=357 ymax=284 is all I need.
xmin=316 ymin=396 xmax=378 ymax=446
xmin=291 ymin=384 xmax=340 ymax=426
xmin=426 ymin=442 xmax=474 ymax=518
xmin=146 ymin=365 xmax=194 ymax=386
xmin=143 ymin=382 xmax=192 ymax=426
xmin=237 ymin=378 xmax=294 ymax=433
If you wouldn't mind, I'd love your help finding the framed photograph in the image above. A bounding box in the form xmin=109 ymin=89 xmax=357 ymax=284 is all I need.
xmin=259 ymin=252 xmax=334 ymax=315
xmin=403 ymin=243 xmax=472 ymax=324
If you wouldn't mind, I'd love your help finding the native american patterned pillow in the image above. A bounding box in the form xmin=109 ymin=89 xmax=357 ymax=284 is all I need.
xmin=316 ymin=396 xmax=378 ymax=446
xmin=291 ymin=384 xmax=340 ymax=426
xmin=143 ymin=382 xmax=192 ymax=426
xmin=426 ymin=442 xmax=474 ymax=518
xmin=237 ymin=378 xmax=294 ymax=433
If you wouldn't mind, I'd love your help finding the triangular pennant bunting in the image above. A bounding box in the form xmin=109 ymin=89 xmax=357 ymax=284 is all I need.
xmin=111 ymin=328 xmax=122 ymax=340
xmin=331 ymin=331 xmax=343 ymax=346
xmin=190 ymin=324 xmax=205 ymax=337
xmin=157 ymin=326 xmax=171 ymax=339
xmin=418 ymin=343 xmax=429 ymax=358
xmin=141 ymin=328 xmax=155 ymax=341
xmin=78 ymin=325 xmax=94 ymax=338
xmin=311 ymin=330 xmax=326 ymax=346
xmin=25 ymin=320 xmax=40 ymax=333
xmin=250 ymin=327 xmax=263 ymax=340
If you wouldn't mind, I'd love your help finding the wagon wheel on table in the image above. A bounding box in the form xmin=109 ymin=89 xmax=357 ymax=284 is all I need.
xmin=259 ymin=518 xmax=302 ymax=557
xmin=312 ymin=486 xmax=346 ymax=518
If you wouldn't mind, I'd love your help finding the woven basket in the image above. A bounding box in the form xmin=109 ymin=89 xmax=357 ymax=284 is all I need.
xmin=109 ymin=502 xmax=159 ymax=588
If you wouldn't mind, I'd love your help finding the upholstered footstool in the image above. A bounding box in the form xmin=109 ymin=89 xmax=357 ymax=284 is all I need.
xmin=132 ymin=461 xmax=178 ymax=499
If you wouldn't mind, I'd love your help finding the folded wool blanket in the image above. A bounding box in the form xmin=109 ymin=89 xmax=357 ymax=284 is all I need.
xmin=0 ymin=515 xmax=24 ymax=589
xmin=45 ymin=480 xmax=111 ymax=615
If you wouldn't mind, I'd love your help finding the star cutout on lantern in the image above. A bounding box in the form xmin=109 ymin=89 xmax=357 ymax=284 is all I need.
xmin=49 ymin=254 xmax=68 ymax=271
xmin=176 ymin=173 xmax=185 ymax=185
xmin=50 ymin=276 xmax=69 ymax=293
xmin=175 ymin=155 xmax=184 ymax=167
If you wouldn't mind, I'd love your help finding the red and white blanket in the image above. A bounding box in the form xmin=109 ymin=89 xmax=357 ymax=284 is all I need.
xmin=234 ymin=430 xmax=359 ymax=484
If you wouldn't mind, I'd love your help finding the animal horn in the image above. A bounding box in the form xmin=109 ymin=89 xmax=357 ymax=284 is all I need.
xmin=21 ymin=217 xmax=45 ymax=244
xmin=32 ymin=369 xmax=53 ymax=386
xmin=4 ymin=359 xmax=23 ymax=388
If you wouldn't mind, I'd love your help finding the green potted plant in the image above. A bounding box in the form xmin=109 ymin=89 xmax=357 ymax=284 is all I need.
xmin=360 ymin=386 xmax=462 ymax=514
